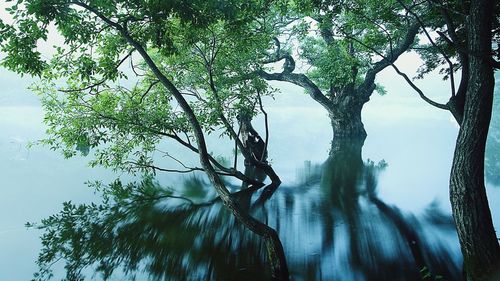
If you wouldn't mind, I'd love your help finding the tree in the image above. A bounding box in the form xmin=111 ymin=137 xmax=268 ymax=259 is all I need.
xmin=0 ymin=0 xmax=289 ymax=279
xmin=375 ymin=0 xmax=500 ymax=279
xmin=448 ymin=0 xmax=500 ymax=279
xmin=257 ymin=0 xmax=420 ymax=141
xmin=305 ymin=0 xmax=500 ymax=278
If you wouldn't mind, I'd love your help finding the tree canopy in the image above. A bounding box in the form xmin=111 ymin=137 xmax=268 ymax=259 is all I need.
xmin=1 ymin=1 xmax=290 ymax=278
xmin=1 ymin=0 xmax=277 ymax=179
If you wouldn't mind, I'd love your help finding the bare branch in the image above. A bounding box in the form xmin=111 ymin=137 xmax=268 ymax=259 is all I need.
xmin=125 ymin=160 xmax=204 ymax=174
xmin=396 ymin=0 xmax=456 ymax=96
xmin=258 ymin=69 xmax=332 ymax=110
xmin=257 ymin=90 xmax=269 ymax=162
xmin=390 ymin=63 xmax=449 ymax=110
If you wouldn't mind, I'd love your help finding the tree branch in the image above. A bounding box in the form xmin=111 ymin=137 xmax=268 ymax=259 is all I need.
xmin=259 ymin=38 xmax=331 ymax=110
xmin=357 ymin=22 xmax=420 ymax=95
xmin=257 ymin=90 xmax=269 ymax=162
xmin=125 ymin=160 xmax=205 ymax=174
xmin=334 ymin=21 xmax=448 ymax=110
xmin=258 ymin=69 xmax=332 ymax=110
xmin=390 ymin=63 xmax=449 ymax=109
xmin=396 ymin=0 xmax=456 ymax=96
xmin=58 ymin=49 xmax=134 ymax=93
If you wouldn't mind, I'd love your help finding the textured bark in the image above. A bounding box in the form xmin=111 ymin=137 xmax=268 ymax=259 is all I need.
xmin=447 ymin=92 xmax=466 ymax=124
xmin=449 ymin=0 xmax=500 ymax=279
xmin=329 ymin=95 xmax=368 ymax=140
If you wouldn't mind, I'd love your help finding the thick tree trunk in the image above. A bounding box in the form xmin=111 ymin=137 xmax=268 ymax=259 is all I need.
xmin=329 ymin=97 xmax=367 ymax=140
xmin=449 ymin=0 xmax=500 ymax=279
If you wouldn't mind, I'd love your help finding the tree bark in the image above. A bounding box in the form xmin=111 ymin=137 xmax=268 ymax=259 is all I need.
xmin=329 ymin=96 xmax=368 ymax=140
xmin=449 ymin=0 xmax=500 ymax=279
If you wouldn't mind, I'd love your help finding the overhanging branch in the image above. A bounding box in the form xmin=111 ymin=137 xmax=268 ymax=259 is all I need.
xmin=258 ymin=70 xmax=332 ymax=110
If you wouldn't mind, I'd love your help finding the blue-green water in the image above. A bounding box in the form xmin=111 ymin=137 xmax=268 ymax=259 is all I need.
xmin=1 ymin=70 xmax=499 ymax=280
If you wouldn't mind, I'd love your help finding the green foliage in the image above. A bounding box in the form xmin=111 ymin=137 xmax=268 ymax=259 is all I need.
xmin=401 ymin=0 xmax=497 ymax=82
xmin=154 ymin=19 xmax=273 ymax=132
xmin=1 ymin=0 xmax=275 ymax=174
xmin=282 ymin=0 xmax=418 ymax=96
xmin=35 ymin=79 xmax=179 ymax=173
xmin=300 ymin=36 xmax=363 ymax=92
xmin=420 ymin=266 xmax=446 ymax=281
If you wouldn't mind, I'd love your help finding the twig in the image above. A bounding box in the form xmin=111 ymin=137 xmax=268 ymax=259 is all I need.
xmin=257 ymin=90 xmax=269 ymax=161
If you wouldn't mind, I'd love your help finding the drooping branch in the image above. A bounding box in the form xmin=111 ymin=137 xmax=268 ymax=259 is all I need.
xmin=258 ymin=69 xmax=332 ymax=110
xmin=395 ymin=0 xmax=456 ymax=96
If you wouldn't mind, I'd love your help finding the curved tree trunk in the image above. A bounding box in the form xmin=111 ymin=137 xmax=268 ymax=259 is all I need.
xmin=449 ymin=0 xmax=500 ymax=279
xmin=104 ymin=19 xmax=290 ymax=281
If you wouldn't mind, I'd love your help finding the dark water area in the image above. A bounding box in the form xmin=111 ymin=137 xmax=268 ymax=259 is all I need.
xmin=35 ymin=138 xmax=463 ymax=281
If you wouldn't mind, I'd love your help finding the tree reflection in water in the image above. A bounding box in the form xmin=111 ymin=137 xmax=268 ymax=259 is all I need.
xmin=32 ymin=140 xmax=462 ymax=281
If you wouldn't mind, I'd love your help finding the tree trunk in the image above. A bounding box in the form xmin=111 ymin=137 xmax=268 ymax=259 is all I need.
xmin=449 ymin=0 xmax=500 ymax=279
xmin=119 ymin=28 xmax=289 ymax=281
xmin=329 ymin=96 xmax=367 ymax=140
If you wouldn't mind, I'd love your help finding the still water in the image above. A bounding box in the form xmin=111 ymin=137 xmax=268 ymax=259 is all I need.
xmin=1 ymin=73 xmax=499 ymax=280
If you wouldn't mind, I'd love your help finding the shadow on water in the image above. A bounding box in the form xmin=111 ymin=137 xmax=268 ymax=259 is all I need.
xmin=32 ymin=140 xmax=462 ymax=281
xmin=284 ymin=138 xmax=462 ymax=281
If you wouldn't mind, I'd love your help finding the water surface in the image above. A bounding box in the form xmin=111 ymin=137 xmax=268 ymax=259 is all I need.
xmin=1 ymin=72 xmax=499 ymax=280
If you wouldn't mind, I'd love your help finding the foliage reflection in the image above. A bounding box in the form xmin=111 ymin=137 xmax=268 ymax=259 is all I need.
xmin=32 ymin=141 xmax=462 ymax=281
